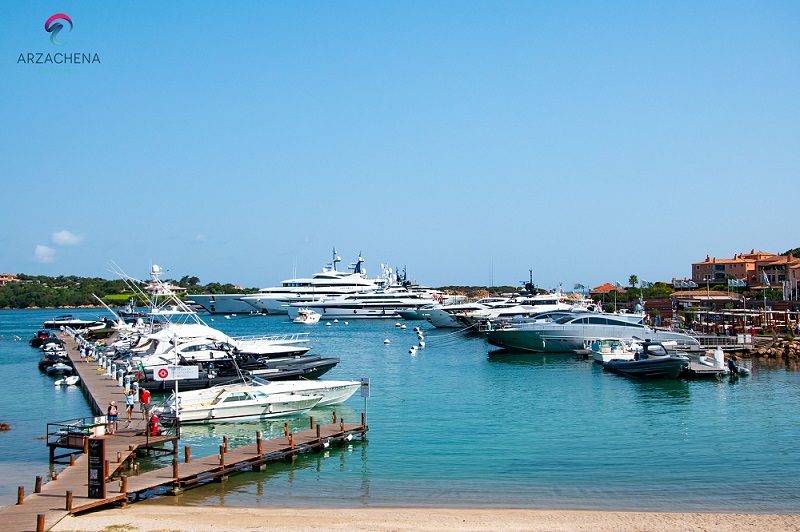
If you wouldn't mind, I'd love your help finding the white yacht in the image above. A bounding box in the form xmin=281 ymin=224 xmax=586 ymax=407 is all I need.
xmin=240 ymin=250 xmax=393 ymax=315
xmin=425 ymin=297 xmax=510 ymax=328
xmin=286 ymin=286 xmax=439 ymax=320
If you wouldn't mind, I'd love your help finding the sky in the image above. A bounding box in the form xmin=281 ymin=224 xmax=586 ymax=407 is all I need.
xmin=2 ymin=2 xmax=799 ymax=291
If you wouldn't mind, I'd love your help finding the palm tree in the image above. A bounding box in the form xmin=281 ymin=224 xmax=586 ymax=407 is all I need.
xmin=629 ymin=274 xmax=638 ymax=288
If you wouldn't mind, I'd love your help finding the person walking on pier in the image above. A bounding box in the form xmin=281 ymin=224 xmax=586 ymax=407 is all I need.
xmin=125 ymin=389 xmax=136 ymax=426
xmin=140 ymin=387 xmax=151 ymax=420
xmin=107 ymin=401 xmax=118 ymax=435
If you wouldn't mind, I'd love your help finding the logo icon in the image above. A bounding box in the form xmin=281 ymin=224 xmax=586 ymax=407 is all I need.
xmin=45 ymin=14 xmax=73 ymax=46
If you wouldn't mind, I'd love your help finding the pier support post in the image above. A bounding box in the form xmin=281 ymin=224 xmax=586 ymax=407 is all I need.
xmin=17 ymin=486 xmax=24 ymax=505
xmin=185 ymin=446 xmax=191 ymax=463
xmin=52 ymin=471 xmax=58 ymax=480
xmin=284 ymin=423 xmax=289 ymax=436
xmin=121 ymin=475 xmax=127 ymax=494
xmin=66 ymin=490 xmax=73 ymax=512
xmin=35 ymin=476 xmax=42 ymax=494
xmin=104 ymin=460 xmax=109 ymax=480
xmin=168 ymin=459 xmax=183 ymax=495
xmin=223 ymin=436 xmax=228 ymax=453
xmin=172 ymin=440 xmax=178 ymax=455
xmin=83 ymin=438 xmax=89 ymax=454
xmin=332 ymin=411 xmax=337 ymax=423
xmin=340 ymin=419 xmax=345 ymax=432
xmin=134 ymin=463 xmax=140 ymax=476
xmin=70 ymin=454 xmax=75 ymax=466
xmin=252 ymin=432 xmax=265 ymax=471
xmin=310 ymin=416 xmax=314 ymax=429
xmin=316 ymin=425 xmax=321 ymax=439
xmin=36 ymin=514 xmax=45 ymax=532
xmin=216 ymin=446 xmax=228 ymax=482
xmin=117 ymin=451 xmax=122 ymax=463
xmin=289 ymin=433 xmax=294 ymax=449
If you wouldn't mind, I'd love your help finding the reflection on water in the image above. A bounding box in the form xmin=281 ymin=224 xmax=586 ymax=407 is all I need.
xmin=487 ymin=349 xmax=586 ymax=368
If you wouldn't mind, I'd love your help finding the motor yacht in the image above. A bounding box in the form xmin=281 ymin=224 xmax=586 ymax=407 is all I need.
xmin=239 ymin=250 xmax=390 ymax=315
xmin=486 ymin=312 xmax=701 ymax=354
xmin=286 ymin=285 xmax=439 ymax=320
xmin=293 ymin=308 xmax=321 ymax=324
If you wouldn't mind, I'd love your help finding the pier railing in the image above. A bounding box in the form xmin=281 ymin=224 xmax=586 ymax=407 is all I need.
xmin=46 ymin=416 xmax=106 ymax=449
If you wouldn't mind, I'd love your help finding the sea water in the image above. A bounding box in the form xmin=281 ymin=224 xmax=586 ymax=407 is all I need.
xmin=1 ymin=309 xmax=799 ymax=512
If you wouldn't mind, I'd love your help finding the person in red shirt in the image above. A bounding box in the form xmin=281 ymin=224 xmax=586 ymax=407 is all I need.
xmin=140 ymin=388 xmax=151 ymax=420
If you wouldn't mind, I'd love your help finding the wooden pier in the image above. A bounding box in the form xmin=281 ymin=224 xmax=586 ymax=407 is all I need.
xmin=1 ymin=331 xmax=368 ymax=532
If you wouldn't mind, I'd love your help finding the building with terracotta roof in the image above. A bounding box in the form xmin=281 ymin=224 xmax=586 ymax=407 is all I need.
xmin=0 ymin=274 xmax=19 ymax=286
xmin=692 ymin=249 xmax=800 ymax=299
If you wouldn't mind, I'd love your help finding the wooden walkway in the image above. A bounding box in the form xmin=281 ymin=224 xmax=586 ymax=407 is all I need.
xmin=1 ymin=331 xmax=368 ymax=532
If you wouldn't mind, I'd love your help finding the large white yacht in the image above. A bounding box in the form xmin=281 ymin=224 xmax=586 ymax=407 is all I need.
xmin=286 ymin=285 xmax=440 ymax=320
xmin=240 ymin=250 xmax=393 ymax=315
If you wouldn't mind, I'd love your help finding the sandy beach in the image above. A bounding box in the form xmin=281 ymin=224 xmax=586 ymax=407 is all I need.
xmin=51 ymin=505 xmax=800 ymax=532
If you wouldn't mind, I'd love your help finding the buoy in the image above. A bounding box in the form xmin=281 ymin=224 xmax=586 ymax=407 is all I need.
xmin=418 ymin=334 xmax=424 ymax=340
xmin=419 ymin=341 xmax=426 ymax=348
xmin=384 ymin=339 xmax=390 ymax=344
xmin=334 ymin=319 xmax=339 ymax=323
xmin=413 ymin=327 xmax=420 ymax=333
xmin=395 ymin=323 xmax=401 ymax=327
xmin=400 ymin=325 xmax=407 ymax=330
xmin=225 ymin=315 xmax=231 ymax=319
xmin=326 ymin=322 xmax=332 ymax=327
xmin=344 ymin=322 xmax=349 ymax=325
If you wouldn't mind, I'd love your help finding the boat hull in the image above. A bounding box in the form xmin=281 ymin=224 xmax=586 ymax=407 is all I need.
xmin=602 ymin=357 xmax=689 ymax=379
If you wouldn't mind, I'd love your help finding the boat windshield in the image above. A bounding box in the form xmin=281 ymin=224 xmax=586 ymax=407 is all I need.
xmin=555 ymin=315 xmax=575 ymax=324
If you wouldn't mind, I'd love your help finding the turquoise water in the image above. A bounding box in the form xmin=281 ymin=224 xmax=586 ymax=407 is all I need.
xmin=1 ymin=309 xmax=799 ymax=512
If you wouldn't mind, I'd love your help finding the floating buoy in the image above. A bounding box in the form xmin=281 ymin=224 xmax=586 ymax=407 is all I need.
xmin=326 ymin=322 xmax=332 ymax=327
xmin=334 ymin=319 xmax=339 ymax=323
xmin=225 ymin=315 xmax=231 ymax=319
xmin=344 ymin=321 xmax=349 ymax=325
xmin=395 ymin=323 xmax=401 ymax=327
xmin=400 ymin=325 xmax=407 ymax=330
xmin=417 ymin=334 xmax=424 ymax=340
xmin=413 ymin=327 xmax=420 ymax=333
xmin=384 ymin=339 xmax=390 ymax=344
xmin=419 ymin=341 xmax=426 ymax=348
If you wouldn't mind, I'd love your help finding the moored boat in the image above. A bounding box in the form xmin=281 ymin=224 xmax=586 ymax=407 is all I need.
xmin=158 ymin=383 xmax=323 ymax=423
xmin=602 ymin=341 xmax=689 ymax=379
xmin=293 ymin=308 xmax=321 ymax=324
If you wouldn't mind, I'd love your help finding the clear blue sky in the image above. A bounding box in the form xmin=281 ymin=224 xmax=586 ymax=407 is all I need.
xmin=2 ymin=2 xmax=798 ymax=290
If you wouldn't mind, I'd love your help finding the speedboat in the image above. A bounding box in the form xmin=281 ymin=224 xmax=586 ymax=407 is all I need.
xmin=590 ymin=338 xmax=638 ymax=363
xmin=293 ymin=308 xmax=321 ymax=324
xmin=158 ymin=382 xmax=323 ymax=423
xmin=602 ymin=342 xmax=690 ymax=379
xmin=55 ymin=375 xmax=81 ymax=386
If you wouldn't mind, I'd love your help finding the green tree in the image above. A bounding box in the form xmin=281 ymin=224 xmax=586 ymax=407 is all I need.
xmin=629 ymin=274 xmax=638 ymax=288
